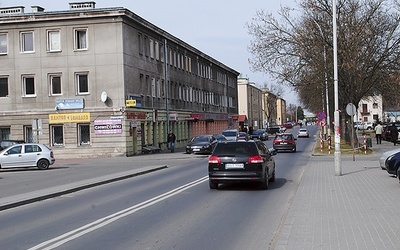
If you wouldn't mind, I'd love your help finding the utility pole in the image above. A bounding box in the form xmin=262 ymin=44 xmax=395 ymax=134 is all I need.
xmin=332 ymin=0 xmax=342 ymax=175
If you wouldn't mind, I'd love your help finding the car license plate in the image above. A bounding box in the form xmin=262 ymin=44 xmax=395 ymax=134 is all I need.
xmin=193 ymin=148 xmax=200 ymax=151
xmin=281 ymin=142 xmax=287 ymax=144
xmin=225 ymin=163 xmax=244 ymax=169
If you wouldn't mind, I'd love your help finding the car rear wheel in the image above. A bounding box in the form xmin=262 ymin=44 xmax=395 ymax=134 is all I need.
xmin=209 ymin=179 xmax=218 ymax=189
xmin=37 ymin=159 xmax=49 ymax=170
xmin=270 ymin=169 xmax=276 ymax=182
xmin=261 ymin=171 xmax=269 ymax=189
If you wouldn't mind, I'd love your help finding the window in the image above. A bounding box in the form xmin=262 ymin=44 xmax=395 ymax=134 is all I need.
xmin=74 ymin=29 xmax=87 ymax=50
xmin=47 ymin=30 xmax=61 ymax=51
xmin=0 ymin=127 xmax=10 ymax=140
xmin=51 ymin=125 xmax=64 ymax=146
xmin=49 ymin=74 xmax=62 ymax=95
xmin=24 ymin=126 xmax=33 ymax=143
xmin=138 ymin=33 xmax=143 ymax=55
xmin=0 ymin=33 xmax=7 ymax=54
xmin=25 ymin=144 xmax=41 ymax=153
xmin=21 ymin=31 xmax=34 ymax=52
xmin=22 ymin=75 xmax=35 ymax=97
xmin=79 ymin=124 xmax=90 ymax=145
xmin=76 ymin=73 xmax=89 ymax=94
xmin=150 ymin=39 xmax=154 ymax=59
xmin=0 ymin=77 xmax=8 ymax=97
xmin=151 ymin=77 xmax=156 ymax=97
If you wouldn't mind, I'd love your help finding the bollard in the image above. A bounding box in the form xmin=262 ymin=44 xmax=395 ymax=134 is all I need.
xmin=328 ymin=136 xmax=331 ymax=154
xmin=363 ymin=135 xmax=367 ymax=154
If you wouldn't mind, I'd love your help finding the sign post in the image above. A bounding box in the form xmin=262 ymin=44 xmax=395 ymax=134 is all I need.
xmin=346 ymin=103 xmax=357 ymax=161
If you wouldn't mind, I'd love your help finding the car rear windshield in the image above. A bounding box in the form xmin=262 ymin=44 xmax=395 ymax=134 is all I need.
xmin=275 ymin=134 xmax=293 ymax=140
xmin=213 ymin=142 xmax=258 ymax=156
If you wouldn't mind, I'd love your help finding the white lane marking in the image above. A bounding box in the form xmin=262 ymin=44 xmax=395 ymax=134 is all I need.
xmin=29 ymin=176 xmax=209 ymax=250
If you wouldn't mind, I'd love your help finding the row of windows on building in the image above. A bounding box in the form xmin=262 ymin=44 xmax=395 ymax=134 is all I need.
xmin=0 ymin=73 xmax=89 ymax=98
xmin=0 ymin=28 xmax=233 ymax=89
xmin=0 ymin=28 xmax=88 ymax=54
xmin=137 ymin=33 xmax=236 ymax=88
xmin=0 ymin=124 xmax=90 ymax=147
xmin=0 ymin=71 xmax=236 ymax=109
xmin=138 ymin=74 xmax=234 ymax=107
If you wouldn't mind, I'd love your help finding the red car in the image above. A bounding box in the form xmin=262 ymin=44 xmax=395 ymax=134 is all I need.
xmin=273 ymin=133 xmax=297 ymax=152
xmin=283 ymin=122 xmax=293 ymax=129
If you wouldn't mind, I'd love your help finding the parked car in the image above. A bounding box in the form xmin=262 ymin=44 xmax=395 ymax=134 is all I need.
xmin=208 ymin=140 xmax=277 ymax=189
xmin=273 ymin=133 xmax=297 ymax=152
xmin=222 ymin=129 xmax=239 ymax=141
xmin=297 ymin=128 xmax=310 ymax=138
xmin=238 ymin=132 xmax=249 ymax=141
xmin=212 ymin=134 xmax=228 ymax=142
xmin=0 ymin=143 xmax=55 ymax=170
xmin=385 ymin=151 xmax=400 ymax=176
xmin=250 ymin=129 xmax=269 ymax=141
xmin=186 ymin=135 xmax=217 ymax=154
xmin=379 ymin=148 xmax=400 ymax=170
xmin=382 ymin=124 xmax=400 ymax=141
xmin=354 ymin=121 xmax=377 ymax=130
xmin=0 ymin=139 xmax=25 ymax=151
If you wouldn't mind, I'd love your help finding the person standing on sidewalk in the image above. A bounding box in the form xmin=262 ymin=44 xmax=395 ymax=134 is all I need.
xmin=167 ymin=130 xmax=176 ymax=153
xmin=374 ymin=122 xmax=383 ymax=144
xmin=389 ymin=123 xmax=399 ymax=146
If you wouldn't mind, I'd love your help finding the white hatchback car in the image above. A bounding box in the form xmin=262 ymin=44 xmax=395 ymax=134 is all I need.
xmin=0 ymin=143 xmax=55 ymax=170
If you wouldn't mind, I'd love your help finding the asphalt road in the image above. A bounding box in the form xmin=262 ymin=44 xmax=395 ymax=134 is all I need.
xmin=0 ymin=126 xmax=319 ymax=250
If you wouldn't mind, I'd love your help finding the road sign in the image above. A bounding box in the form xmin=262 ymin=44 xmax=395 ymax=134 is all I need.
xmin=346 ymin=103 xmax=357 ymax=116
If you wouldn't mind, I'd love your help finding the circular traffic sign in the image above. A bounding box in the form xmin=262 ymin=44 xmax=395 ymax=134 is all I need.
xmin=346 ymin=103 xmax=357 ymax=116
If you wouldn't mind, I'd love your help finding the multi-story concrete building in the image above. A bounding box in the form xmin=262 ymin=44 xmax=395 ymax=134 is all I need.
xmin=261 ymin=89 xmax=278 ymax=128
xmin=237 ymin=78 xmax=263 ymax=131
xmin=276 ymin=98 xmax=287 ymax=125
xmin=0 ymin=2 xmax=239 ymax=158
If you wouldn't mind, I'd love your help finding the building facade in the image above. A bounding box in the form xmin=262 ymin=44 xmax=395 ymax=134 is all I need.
xmin=237 ymin=78 xmax=263 ymax=131
xmin=276 ymin=98 xmax=286 ymax=125
xmin=353 ymin=95 xmax=383 ymax=124
xmin=261 ymin=89 xmax=278 ymax=128
xmin=0 ymin=2 xmax=239 ymax=158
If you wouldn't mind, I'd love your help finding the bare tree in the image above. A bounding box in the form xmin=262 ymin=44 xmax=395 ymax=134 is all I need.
xmin=247 ymin=0 xmax=400 ymax=119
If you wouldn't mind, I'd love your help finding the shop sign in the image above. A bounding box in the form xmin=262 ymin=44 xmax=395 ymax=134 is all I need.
xmin=126 ymin=98 xmax=142 ymax=107
xmin=55 ymin=98 xmax=84 ymax=110
xmin=49 ymin=112 xmax=90 ymax=124
xmin=94 ymin=120 xmax=122 ymax=134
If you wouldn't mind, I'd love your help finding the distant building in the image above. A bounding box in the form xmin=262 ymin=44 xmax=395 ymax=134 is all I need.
xmin=261 ymin=89 xmax=277 ymax=127
xmin=237 ymin=78 xmax=263 ymax=131
xmin=276 ymin=98 xmax=286 ymax=125
xmin=0 ymin=2 xmax=239 ymax=158
xmin=353 ymin=95 xmax=383 ymax=124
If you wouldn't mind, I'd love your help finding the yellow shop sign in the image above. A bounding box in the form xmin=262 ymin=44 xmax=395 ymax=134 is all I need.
xmin=49 ymin=112 xmax=90 ymax=124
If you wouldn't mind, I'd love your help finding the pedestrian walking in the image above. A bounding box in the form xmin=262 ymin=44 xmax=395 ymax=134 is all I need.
xmin=374 ymin=122 xmax=383 ymax=144
xmin=389 ymin=123 xmax=399 ymax=146
xmin=167 ymin=130 xmax=176 ymax=153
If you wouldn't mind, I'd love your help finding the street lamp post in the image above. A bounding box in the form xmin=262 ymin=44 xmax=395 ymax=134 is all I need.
xmin=332 ymin=0 xmax=342 ymax=175
xmin=313 ymin=19 xmax=331 ymax=139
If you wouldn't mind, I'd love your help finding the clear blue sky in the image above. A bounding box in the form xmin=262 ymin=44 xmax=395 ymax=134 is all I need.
xmin=1 ymin=0 xmax=298 ymax=104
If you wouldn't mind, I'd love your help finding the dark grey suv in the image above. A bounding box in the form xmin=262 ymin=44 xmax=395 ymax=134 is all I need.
xmin=208 ymin=140 xmax=276 ymax=189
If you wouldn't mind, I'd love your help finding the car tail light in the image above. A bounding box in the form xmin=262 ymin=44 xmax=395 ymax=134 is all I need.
xmin=50 ymin=151 xmax=54 ymax=158
xmin=248 ymin=155 xmax=263 ymax=163
xmin=209 ymin=156 xmax=221 ymax=164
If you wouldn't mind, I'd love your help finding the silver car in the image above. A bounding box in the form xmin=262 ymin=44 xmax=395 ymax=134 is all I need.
xmin=0 ymin=143 xmax=55 ymax=170
xmin=379 ymin=148 xmax=400 ymax=170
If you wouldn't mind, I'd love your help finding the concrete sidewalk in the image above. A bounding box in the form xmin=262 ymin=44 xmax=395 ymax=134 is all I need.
xmin=273 ymin=139 xmax=400 ymax=249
